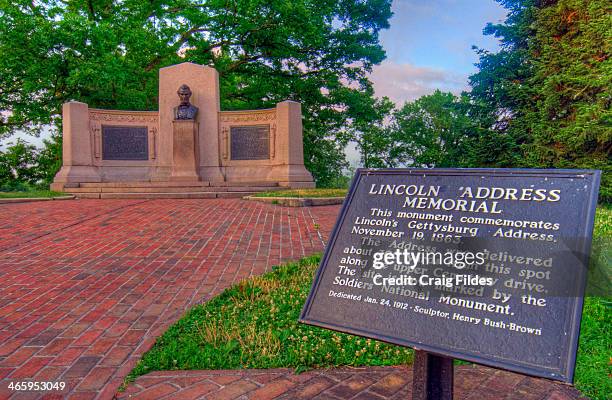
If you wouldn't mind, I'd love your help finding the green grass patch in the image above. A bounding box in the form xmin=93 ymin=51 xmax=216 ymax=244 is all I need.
xmin=0 ymin=190 xmax=64 ymax=198
xmin=576 ymin=205 xmax=611 ymax=399
xmin=593 ymin=203 xmax=611 ymax=237
xmin=574 ymin=297 xmax=611 ymax=399
xmin=587 ymin=206 xmax=611 ymax=297
xmin=126 ymin=255 xmax=412 ymax=383
xmin=252 ymin=188 xmax=347 ymax=198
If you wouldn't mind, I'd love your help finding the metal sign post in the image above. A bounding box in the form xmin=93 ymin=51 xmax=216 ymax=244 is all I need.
xmin=412 ymin=350 xmax=453 ymax=400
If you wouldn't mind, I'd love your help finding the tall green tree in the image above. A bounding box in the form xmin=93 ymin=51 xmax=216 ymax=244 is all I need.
xmin=468 ymin=0 xmax=539 ymax=167
xmin=0 ymin=0 xmax=392 ymax=186
xmin=524 ymin=0 xmax=611 ymax=200
xmin=470 ymin=0 xmax=611 ymax=200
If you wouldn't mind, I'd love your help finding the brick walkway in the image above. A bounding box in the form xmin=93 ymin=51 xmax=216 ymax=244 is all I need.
xmin=0 ymin=199 xmax=585 ymax=400
xmin=0 ymin=199 xmax=337 ymax=399
xmin=119 ymin=366 xmax=583 ymax=400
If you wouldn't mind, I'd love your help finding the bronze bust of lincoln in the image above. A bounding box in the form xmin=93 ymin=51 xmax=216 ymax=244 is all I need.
xmin=173 ymin=84 xmax=199 ymax=120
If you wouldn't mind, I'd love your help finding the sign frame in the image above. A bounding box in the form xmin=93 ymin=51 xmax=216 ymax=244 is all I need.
xmin=300 ymin=168 xmax=601 ymax=383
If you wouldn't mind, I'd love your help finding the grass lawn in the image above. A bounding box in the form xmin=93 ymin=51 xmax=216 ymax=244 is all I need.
xmin=0 ymin=190 xmax=65 ymax=198
xmin=576 ymin=205 xmax=611 ymax=399
xmin=574 ymin=296 xmax=610 ymax=399
xmin=252 ymin=188 xmax=348 ymax=198
xmin=127 ymin=255 xmax=413 ymax=381
xmin=127 ymin=206 xmax=611 ymax=399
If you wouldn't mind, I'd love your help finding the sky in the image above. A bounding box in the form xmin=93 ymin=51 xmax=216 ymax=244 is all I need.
xmin=343 ymin=0 xmax=508 ymax=165
xmin=2 ymin=0 xmax=509 ymax=159
xmin=370 ymin=0 xmax=508 ymax=104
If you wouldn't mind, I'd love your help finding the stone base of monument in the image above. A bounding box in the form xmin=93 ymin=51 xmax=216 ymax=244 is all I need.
xmin=53 ymin=165 xmax=102 ymax=184
xmin=52 ymin=180 xmax=286 ymax=199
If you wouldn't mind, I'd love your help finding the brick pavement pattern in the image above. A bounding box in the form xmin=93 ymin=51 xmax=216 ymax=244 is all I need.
xmin=119 ymin=366 xmax=584 ymax=400
xmin=0 ymin=199 xmax=585 ymax=400
xmin=0 ymin=199 xmax=337 ymax=399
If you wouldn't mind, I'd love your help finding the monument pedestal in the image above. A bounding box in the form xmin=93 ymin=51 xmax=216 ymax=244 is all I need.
xmin=171 ymin=120 xmax=200 ymax=181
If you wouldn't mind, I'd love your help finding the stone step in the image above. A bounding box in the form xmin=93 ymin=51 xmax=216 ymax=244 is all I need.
xmin=67 ymin=186 xmax=284 ymax=194
xmin=78 ymin=181 xmax=279 ymax=188
xmin=74 ymin=192 xmax=258 ymax=199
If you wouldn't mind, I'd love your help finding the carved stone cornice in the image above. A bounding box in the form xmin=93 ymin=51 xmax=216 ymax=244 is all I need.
xmin=89 ymin=109 xmax=159 ymax=123
xmin=219 ymin=109 xmax=276 ymax=123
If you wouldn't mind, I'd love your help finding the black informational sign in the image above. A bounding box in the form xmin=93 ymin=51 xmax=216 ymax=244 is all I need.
xmin=102 ymin=125 xmax=149 ymax=160
xmin=300 ymin=169 xmax=600 ymax=383
xmin=230 ymin=125 xmax=270 ymax=160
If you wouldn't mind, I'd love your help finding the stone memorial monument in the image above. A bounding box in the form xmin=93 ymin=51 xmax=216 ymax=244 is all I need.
xmin=51 ymin=62 xmax=314 ymax=198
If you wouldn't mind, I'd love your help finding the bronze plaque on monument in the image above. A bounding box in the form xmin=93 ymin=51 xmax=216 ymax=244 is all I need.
xmin=102 ymin=125 xmax=149 ymax=160
xmin=230 ymin=125 xmax=270 ymax=160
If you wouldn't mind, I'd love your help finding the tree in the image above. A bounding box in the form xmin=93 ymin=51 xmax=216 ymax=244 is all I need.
xmin=36 ymin=133 xmax=63 ymax=185
xmin=389 ymin=91 xmax=488 ymax=168
xmin=0 ymin=139 xmax=41 ymax=189
xmin=348 ymin=93 xmax=395 ymax=168
xmin=524 ymin=0 xmax=611 ymax=201
xmin=469 ymin=0 xmax=611 ymax=201
xmin=0 ymin=133 xmax=62 ymax=190
xmin=0 ymin=0 xmax=393 ymax=186
xmin=468 ymin=0 xmax=539 ymax=167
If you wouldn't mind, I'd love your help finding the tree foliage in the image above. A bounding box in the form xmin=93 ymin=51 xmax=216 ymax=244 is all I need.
xmin=0 ymin=137 xmax=62 ymax=190
xmin=0 ymin=0 xmax=392 ymax=186
xmin=469 ymin=0 xmax=611 ymax=201
xmin=349 ymin=93 xmax=394 ymax=168
xmin=1 ymin=0 xmax=609 ymax=195
xmin=524 ymin=0 xmax=611 ymax=200
xmin=389 ymin=91 xmax=493 ymax=168
xmin=0 ymin=140 xmax=38 ymax=189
